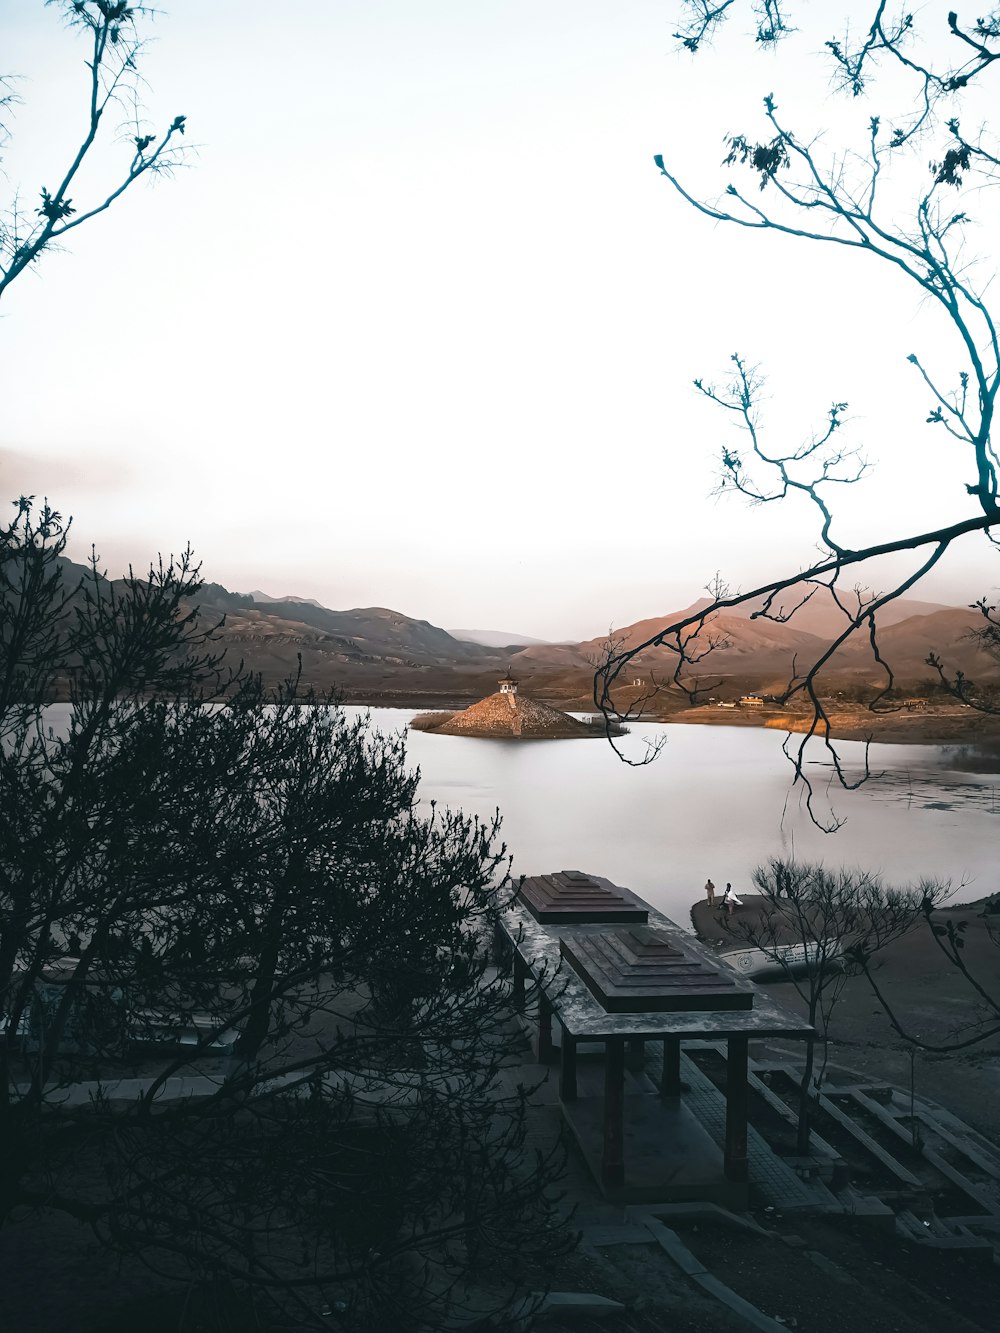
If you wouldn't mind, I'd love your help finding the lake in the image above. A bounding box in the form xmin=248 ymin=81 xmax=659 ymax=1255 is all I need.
xmin=353 ymin=709 xmax=1000 ymax=926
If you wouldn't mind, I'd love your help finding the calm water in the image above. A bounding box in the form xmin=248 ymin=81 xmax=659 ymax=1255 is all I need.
xmin=36 ymin=704 xmax=997 ymax=927
xmin=354 ymin=709 xmax=1000 ymax=926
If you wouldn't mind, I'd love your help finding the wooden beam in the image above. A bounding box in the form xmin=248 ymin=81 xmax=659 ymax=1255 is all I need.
xmin=491 ymin=920 xmax=509 ymax=968
xmin=512 ymin=952 xmax=527 ymax=1013
xmin=538 ymin=988 xmax=554 ymax=1063
xmin=626 ymin=1036 xmax=645 ymax=1072
xmin=559 ymin=1024 xmax=577 ymax=1102
xmin=725 ymin=1035 xmax=749 ymax=1182
xmin=602 ymin=1036 xmax=626 ymax=1190
xmin=660 ymin=1036 xmax=682 ymax=1098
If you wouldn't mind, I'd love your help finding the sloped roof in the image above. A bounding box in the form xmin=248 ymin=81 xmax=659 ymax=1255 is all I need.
xmin=430 ymin=691 xmax=598 ymax=739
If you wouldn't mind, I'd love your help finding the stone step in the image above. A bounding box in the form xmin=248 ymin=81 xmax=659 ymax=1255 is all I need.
xmin=851 ymin=1089 xmax=1000 ymax=1218
xmin=818 ymin=1093 xmax=924 ymax=1188
xmin=579 ymin=1222 xmax=654 ymax=1247
xmin=895 ymin=1209 xmax=996 ymax=1257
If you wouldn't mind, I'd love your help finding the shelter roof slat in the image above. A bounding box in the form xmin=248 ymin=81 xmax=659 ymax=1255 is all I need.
xmin=518 ymin=870 xmax=649 ymax=925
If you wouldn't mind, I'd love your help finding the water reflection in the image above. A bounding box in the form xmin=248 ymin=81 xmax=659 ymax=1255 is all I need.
xmin=937 ymin=740 xmax=1000 ymax=774
xmin=351 ymin=710 xmax=998 ymax=926
xmin=35 ymin=704 xmax=997 ymax=929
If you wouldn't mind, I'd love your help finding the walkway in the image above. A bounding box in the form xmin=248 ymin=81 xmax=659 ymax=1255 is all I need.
xmin=643 ymin=1043 xmax=841 ymax=1212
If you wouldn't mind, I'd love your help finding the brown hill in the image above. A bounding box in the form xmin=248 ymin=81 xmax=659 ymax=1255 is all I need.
xmin=416 ymin=691 xmax=601 ymax=739
xmin=42 ymin=559 xmax=510 ymax=700
xmin=717 ymin=587 xmax=953 ymax=638
xmin=203 ymin=591 xmax=497 ymax=667
xmin=827 ymin=607 xmax=997 ymax=680
xmin=512 ymin=609 xmax=831 ymax=680
xmin=512 ymin=594 xmax=992 ymax=695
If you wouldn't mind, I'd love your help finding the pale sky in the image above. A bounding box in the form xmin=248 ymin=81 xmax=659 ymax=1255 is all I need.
xmin=2 ymin=1 xmax=998 ymax=639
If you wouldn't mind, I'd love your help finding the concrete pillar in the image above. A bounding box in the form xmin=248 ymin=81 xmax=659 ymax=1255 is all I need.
xmin=724 ymin=1035 xmax=749 ymax=1182
xmin=512 ymin=952 xmax=527 ymax=1014
xmin=537 ymin=988 xmax=554 ymax=1063
xmin=602 ymin=1036 xmax=626 ymax=1190
xmin=491 ymin=920 xmax=509 ymax=969
xmin=661 ymin=1036 xmax=682 ymax=1098
xmin=559 ymin=1024 xmax=577 ymax=1102
xmin=626 ymin=1036 xmax=645 ymax=1072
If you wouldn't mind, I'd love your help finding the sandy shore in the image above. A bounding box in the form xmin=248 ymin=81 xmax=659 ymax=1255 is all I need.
xmin=690 ymin=894 xmax=1000 ymax=1140
xmin=666 ymin=702 xmax=1000 ymax=750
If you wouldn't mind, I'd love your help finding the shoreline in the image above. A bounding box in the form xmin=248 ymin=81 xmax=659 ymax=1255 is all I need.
xmin=657 ymin=702 xmax=1000 ymax=749
xmin=343 ymin=695 xmax=1000 ymax=759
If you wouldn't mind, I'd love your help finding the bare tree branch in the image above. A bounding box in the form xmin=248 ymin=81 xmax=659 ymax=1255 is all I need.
xmin=0 ymin=3 xmax=190 ymax=302
xmin=599 ymin=7 xmax=1000 ymax=822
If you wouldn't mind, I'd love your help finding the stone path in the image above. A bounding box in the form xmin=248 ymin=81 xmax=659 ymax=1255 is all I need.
xmin=645 ymin=1045 xmax=841 ymax=1212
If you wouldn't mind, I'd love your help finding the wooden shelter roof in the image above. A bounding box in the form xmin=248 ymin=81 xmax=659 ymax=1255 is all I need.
xmin=560 ymin=926 xmax=752 ymax=1013
xmin=518 ymin=870 xmax=649 ymax=925
xmin=500 ymin=896 xmax=812 ymax=1042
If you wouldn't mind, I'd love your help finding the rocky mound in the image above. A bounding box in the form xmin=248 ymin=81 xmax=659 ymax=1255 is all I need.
xmin=413 ymin=691 xmax=602 ymax=739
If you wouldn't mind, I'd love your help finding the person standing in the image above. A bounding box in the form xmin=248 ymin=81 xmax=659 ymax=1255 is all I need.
xmin=722 ymin=883 xmax=742 ymax=916
xmin=704 ymin=878 xmax=716 ymax=906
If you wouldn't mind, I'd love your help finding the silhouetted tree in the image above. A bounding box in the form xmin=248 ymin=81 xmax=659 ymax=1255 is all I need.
xmin=0 ymin=502 xmax=570 ymax=1331
xmin=1 ymin=10 xmax=567 ymax=1326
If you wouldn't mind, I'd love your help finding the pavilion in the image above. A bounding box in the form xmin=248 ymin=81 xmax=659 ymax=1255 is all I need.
xmin=497 ymin=870 xmax=814 ymax=1205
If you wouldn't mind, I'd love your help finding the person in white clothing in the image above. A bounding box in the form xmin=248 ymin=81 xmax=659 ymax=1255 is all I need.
xmin=722 ymin=883 xmax=742 ymax=916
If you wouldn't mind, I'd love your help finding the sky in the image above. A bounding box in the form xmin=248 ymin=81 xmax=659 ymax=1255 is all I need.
xmin=2 ymin=0 xmax=998 ymax=640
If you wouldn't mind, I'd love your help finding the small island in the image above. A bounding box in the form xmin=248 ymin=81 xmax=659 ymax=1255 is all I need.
xmin=411 ymin=672 xmax=627 ymax=740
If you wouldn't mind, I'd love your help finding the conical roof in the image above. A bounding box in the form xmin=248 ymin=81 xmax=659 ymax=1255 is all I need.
xmin=421 ymin=690 xmax=599 ymax=739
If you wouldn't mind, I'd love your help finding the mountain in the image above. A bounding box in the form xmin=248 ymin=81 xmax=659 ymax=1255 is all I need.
xmin=40 ymin=557 xmax=994 ymax=701
xmin=41 ymin=560 xmax=510 ymax=701
xmin=510 ymin=607 xmax=831 ymax=678
xmin=631 ymin=589 xmax=955 ymax=639
xmin=447 ymin=628 xmax=554 ymax=648
xmin=829 ymin=608 xmax=997 ymax=680
xmin=249 ymin=590 xmax=324 ymax=608
xmin=715 ymin=587 xmax=954 ymax=639
xmin=510 ymin=592 xmax=990 ymax=694
xmin=192 ymin=589 xmax=501 ymax=668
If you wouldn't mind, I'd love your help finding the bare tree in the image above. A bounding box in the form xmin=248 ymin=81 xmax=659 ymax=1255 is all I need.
xmin=850 ymin=891 xmax=1000 ymax=1053
xmin=596 ymin=3 xmax=1000 ymax=826
xmin=0 ymin=1 xmax=188 ymax=303
xmin=721 ymin=859 xmax=947 ymax=1151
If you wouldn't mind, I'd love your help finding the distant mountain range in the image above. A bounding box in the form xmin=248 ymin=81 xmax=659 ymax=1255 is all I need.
xmin=248 ymin=590 xmax=325 ymax=608
xmin=507 ymin=585 xmax=997 ymax=698
xmin=446 ymin=628 xmax=555 ymax=648
xmin=47 ymin=559 xmax=996 ymax=704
